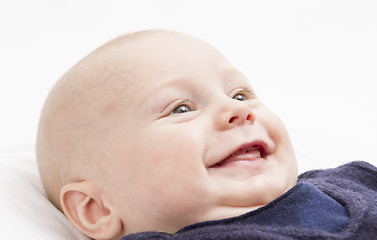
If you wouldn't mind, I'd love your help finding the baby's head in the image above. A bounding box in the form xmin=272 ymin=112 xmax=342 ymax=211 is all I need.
xmin=36 ymin=30 xmax=298 ymax=240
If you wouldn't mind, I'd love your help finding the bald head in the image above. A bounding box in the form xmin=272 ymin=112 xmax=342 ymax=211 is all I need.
xmin=36 ymin=29 xmax=183 ymax=209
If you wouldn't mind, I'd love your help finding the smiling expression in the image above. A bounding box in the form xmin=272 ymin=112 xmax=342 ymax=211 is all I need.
xmin=87 ymin=31 xmax=298 ymax=235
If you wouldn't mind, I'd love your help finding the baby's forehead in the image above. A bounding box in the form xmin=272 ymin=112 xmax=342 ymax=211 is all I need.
xmin=70 ymin=31 xmax=248 ymax=112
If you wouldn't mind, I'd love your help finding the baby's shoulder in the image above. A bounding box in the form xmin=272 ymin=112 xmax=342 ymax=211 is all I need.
xmin=299 ymin=161 xmax=377 ymax=191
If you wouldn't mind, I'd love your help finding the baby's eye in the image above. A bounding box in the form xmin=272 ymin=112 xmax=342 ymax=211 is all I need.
xmin=170 ymin=104 xmax=192 ymax=115
xmin=233 ymin=93 xmax=248 ymax=101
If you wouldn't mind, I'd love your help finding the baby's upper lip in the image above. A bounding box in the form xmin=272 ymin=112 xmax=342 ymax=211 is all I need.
xmin=207 ymin=140 xmax=269 ymax=168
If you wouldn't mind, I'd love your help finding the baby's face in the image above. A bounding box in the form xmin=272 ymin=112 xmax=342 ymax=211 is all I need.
xmin=93 ymin=32 xmax=297 ymax=234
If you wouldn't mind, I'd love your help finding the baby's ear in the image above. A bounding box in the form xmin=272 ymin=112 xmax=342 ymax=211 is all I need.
xmin=60 ymin=181 xmax=123 ymax=240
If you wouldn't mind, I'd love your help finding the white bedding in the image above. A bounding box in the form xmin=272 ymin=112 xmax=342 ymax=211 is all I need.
xmin=0 ymin=147 xmax=90 ymax=239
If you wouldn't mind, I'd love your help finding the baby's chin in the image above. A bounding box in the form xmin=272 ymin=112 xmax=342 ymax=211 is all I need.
xmin=216 ymin=174 xmax=294 ymax=205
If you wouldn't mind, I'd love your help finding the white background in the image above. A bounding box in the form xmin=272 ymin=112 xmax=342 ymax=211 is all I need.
xmin=0 ymin=0 xmax=376 ymax=172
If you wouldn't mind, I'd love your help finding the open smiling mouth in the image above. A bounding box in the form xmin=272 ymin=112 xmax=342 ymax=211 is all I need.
xmin=211 ymin=144 xmax=267 ymax=168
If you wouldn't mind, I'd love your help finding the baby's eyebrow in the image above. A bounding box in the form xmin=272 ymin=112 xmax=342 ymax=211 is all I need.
xmin=138 ymin=79 xmax=194 ymax=114
xmin=152 ymin=77 xmax=198 ymax=99
xmin=221 ymin=69 xmax=251 ymax=90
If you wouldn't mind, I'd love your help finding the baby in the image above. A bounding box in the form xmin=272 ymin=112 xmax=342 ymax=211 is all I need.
xmin=36 ymin=30 xmax=376 ymax=240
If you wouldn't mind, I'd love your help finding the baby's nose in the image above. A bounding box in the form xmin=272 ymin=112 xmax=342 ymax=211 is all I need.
xmin=214 ymin=99 xmax=255 ymax=131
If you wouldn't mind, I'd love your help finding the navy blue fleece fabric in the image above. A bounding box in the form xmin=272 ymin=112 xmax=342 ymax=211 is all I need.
xmin=121 ymin=161 xmax=377 ymax=239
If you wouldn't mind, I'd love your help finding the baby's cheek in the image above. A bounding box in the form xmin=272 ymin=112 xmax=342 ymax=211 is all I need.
xmin=136 ymin=125 xmax=209 ymax=218
xmin=259 ymin=111 xmax=289 ymax=141
xmin=143 ymin=163 xmax=208 ymax=220
xmin=146 ymin=178 xmax=207 ymax=228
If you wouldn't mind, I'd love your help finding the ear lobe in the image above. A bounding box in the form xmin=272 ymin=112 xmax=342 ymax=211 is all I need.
xmin=60 ymin=182 xmax=123 ymax=240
